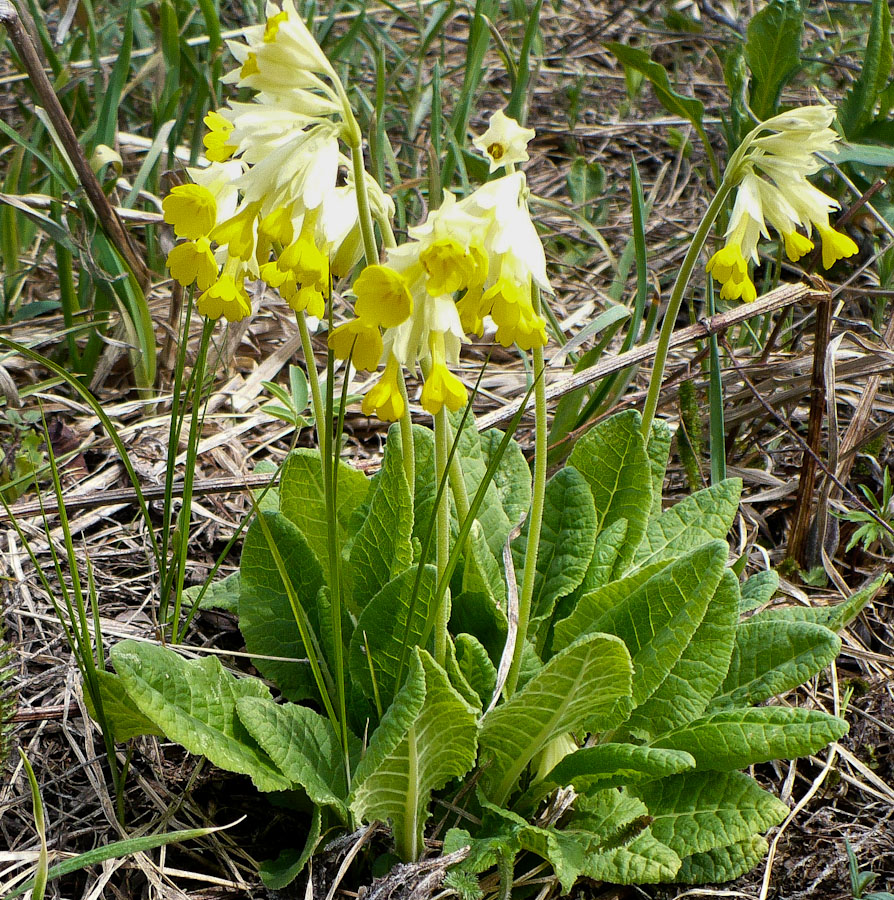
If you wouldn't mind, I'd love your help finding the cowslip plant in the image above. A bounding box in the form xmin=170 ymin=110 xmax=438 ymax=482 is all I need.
xmin=81 ymin=2 xmax=886 ymax=895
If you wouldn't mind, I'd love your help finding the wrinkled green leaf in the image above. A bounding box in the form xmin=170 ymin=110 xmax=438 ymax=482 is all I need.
xmin=708 ymin=619 xmax=840 ymax=711
xmin=739 ymin=569 xmax=779 ymax=613
xmin=184 ymin=570 xmax=240 ymax=613
xmin=348 ymin=565 xmax=438 ymax=706
xmin=111 ymin=641 xmax=289 ymax=791
xmin=745 ymin=0 xmax=803 ymax=120
xmin=511 ymin=466 xmax=597 ymax=623
xmin=546 ymin=744 xmax=696 ymax=793
xmin=454 ymin=633 xmax=496 ymax=707
xmin=646 ymin=419 xmax=673 ymax=518
xmin=624 ymin=569 xmax=739 ymax=738
xmin=674 ymin=833 xmax=768 ymax=883
xmin=652 ymin=706 xmax=848 ymax=770
xmin=479 ymin=632 xmax=633 ymax=803
xmin=633 ymin=771 xmax=787 ymax=858
xmin=239 ymin=512 xmax=326 ymax=701
xmin=84 ymin=669 xmax=164 ymax=741
xmin=348 ymin=433 xmax=414 ymax=611
xmin=350 ymin=650 xmax=478 ymax=861
xmin=839 ymin=0 xmax=892 ymax=139
xmin=236 ymin=697 xmax=359 ymax=819
xmin=279 ymin=448 xmax=370 ymax=583
xmin=632 ymin=479 xmax=741 ymax=570
xmin=569 ymin=408 xmax=651 ymax=572
xmin=258 ymin=806 xmax=321 ymax=889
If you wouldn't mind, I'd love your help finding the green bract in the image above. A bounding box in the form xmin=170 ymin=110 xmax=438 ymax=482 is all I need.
xmin=98 ymin=410 xmax=879 ymax=892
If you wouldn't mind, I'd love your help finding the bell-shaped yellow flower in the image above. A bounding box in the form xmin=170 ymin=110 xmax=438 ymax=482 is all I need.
xmin=197 ymin=272 xmax=252 ymax=321
xmin=362 ymin=355 xmax=405 ymax=421
xmin=329 ymin=318 xmax=384 ymax=371
xmin=163 ymin=184 xmax=217 ymax=241
xmin=818 ymin=226 xmax=858 ymax=269
xmin=421 ymin=360 xmax=467 ymax=415
xmin=203 ymin=111 xmax=236 ymax=163
xmin=353 ymin=265 xmax=413 ymax=328
xmin=210 ymin=202 xmax=261 ymax=261
xmin=167 ymin=236 xmax=218 ymax=291
xmin=473 ymin=109 xmax=536 ymax=173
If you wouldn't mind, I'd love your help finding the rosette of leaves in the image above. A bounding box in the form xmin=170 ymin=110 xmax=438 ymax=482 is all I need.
xmin=94 ymin=411 xmax=885 ymax=893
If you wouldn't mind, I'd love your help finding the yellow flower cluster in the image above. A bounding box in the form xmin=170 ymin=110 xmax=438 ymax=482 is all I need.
xmin=707 ymin=106 xmax=858 ymax=303
xmin=163 ymin=0 xmax=392 ymax=322
xmin=330 ymin=169 xmax=552 ymax=420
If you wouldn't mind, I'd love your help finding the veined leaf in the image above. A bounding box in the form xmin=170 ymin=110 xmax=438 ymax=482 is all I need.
xmin=348 ymin=565 xmax=438 ymax=706
xmin=239 ymin=512 xmax=326 ymax=702
xmin=511 ymin=466 xmax=597 ymax=624
xmin=556 ymin=542 xmax=727 ymax=709
xmin=632 ymin=479 xmax=742 ymax=570
xmin=745 ymin=0 xmax=803 ymax=120
xmin=111 ymin=641 xmax=290 ymax=792
xmin=739 ymin=569 xmax=779 ymax=613
xmin=624 ymin=569 xmax=739 ymax=738
xmin=707 ymin=619 xmax=840 ymax=711
xmin=258 ymin=806 xmax=322 ymax=889
xmin=454 ymin=633 xmax=496 ymax=707
xmin=461 ymin=422 xmax=532 ymax=556
xmin=348 ymin=431 xmax=414 ymax=612
xmin=349 ymin=650 xmax=478 ymax=861
xmin=675 ymin=834 xmax=768 ymax=883
xmin=545 ymin=744 xmax=696 ymax=793
xmin=606 ymin=44 xmax=709 ymax=150
xmin=652 ymin=706 xmax=848 ymax=770
xmin=839 ymin=0 xmax=892 ymax=139
xmin=236 ymin=697 xmax=358 ymax=820
xmin=83 ymin=669 xmax=164 ymax=741
xmin=279 ymin=447 xmax=370 ymax=583
xmin=632 ymin=771 xmax=787 ymax=858
xmin=569 ymin=409 xmax=651 ymax=572
xmin=462 ymin=520 xmax=506 ymax=607
xmin=646 ymin=419 xmax=673 ymax=519
xmin=478 ymin=632 xmax=633 ymax=804
xmin=752 ymin=574 xmax=889 ymax=632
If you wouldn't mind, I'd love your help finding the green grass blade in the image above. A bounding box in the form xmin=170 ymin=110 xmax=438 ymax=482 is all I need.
xmin=706 ymin=279 xmax=726 ymax=483
xmin=94 ymin=0 xmax=136 ymax=150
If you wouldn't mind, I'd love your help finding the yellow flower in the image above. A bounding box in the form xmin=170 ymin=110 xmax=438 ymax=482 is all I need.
xmin=210 ymin=201 xmax=261 ymax=261
xmin=421 ymin=362 xmax=467 ymax=415
xmin=473 ymin=109 xmax=536 ymax=173
xmin=197 ymin=272 xmax=252 ymax=321
xmin=706 ymin=242 xmax=748 ymax=287
xmin=166 ymin=236 xmax=218 ymax=291
xmin=784 ymin=230 xmax=814 ymax=262
xmin=362 ymin=355 xmax=405 ymax=422
xmin=497 ymin=302 xmax=548 ymax=350
xmin=288 ymin=284 xmax=325 ymax=319
xmin=329 ymin=318 xmax=383 ymax=371
xmin=163 ymin=184 xmax=217 ymax=240
xmin=481 ymin=264 xmax=547 ymax=347
xmin=818 ymin=226 xmax=858 ymax=269
xmin=259 ymin=205 xmax=295 ymax=248
xmin=203 ymin=111 xmax=236 ymax=163
xmin=419 ymin=238 xmax=477 ymax=296
xmin=353 ymin=265 xmax=413 ymax=328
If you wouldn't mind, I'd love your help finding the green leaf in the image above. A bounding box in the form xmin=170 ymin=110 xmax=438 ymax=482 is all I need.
xmin=449 ymin=590 xmax=508 ymax=666
xmin=348 ymin=565 xmax=438 ymax=706
xmin=828 ymin=142 xmax=894 ymax=168
xmin=236 ymin=697 xmax=357 ymax=819
xmin=239 ymin=512 xmax=326 ymax=702
xmin=839 ymin=0 xmax=893 ymax=139
xmin=569 ymin=409 xmax=652 ymax=572
xmin=111 ymin=641 xmax=290 ymax=792
xmin=739 ymin=569 xmax=779 ymax=613
xmin=350 ymin=650 xmax=478 ymax=861
xmin=184 ymin=570 xmax=240 ymax=613
xmin=83 ymin=670 xmax=164 ymax=741
xmin=632 ymin=479 xmax=742 ymax=570
xmin=462 ymin=423 xmax=532 ymax=557
xmin=745 ymin=0 xmax=804 ymax=120
xmin=279 ymin=448 xmax=370 ymax=584
xmin=675 ymin=833 xmax=768 ymax=883
xmin=462 ymin=520 xmax=506 ymax=608
xmin=258 ymin=806 xmax=321 ymax=889
xmin=556 ymin=542 xmax=728 ymax=708
xmin=623 ymin=569 xmax=739 ymax=738
xmin=752 ymin=574 xmax=889 ymax=632
xmin=646 ymin=419 xmax=673 ymax=518
xmin=606 ymin=44 xmax=709 ymax=149
xmin=707 ymin=619 xmax=840 ymax=711
xmin=511 ymin=466 xmax=597 ymax=623
xmin=478 ymin=632 xmax=633 ymax=804
xmin=652 ymin=707 xmax=848 ymax=770
xmin=573 ymin=790 xmax=682 ymax=884
xmin=553 ymin=560 xmax=670 ymax=652
xmin=348 ymin=432 xmax=414 ymax=612
xmin=454 ymin=633 xmax=497 ymax=707
xmin=632 ymin=771 xmax=787 ymax=857
xmin=546 ymin=744 xmax=696 ymax=793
